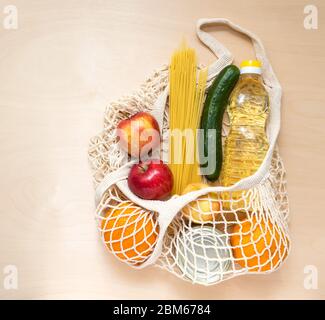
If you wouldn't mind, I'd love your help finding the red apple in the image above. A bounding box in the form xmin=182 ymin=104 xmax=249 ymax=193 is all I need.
xmin=128 ymin=160 xmax=173 ymax=200
xmin=116 ymin=112 xmax=161 ymax=158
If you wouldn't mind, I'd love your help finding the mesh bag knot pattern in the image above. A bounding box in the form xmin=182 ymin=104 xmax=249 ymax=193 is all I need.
xmin=88 ymin=18 xmax=290 ymax=286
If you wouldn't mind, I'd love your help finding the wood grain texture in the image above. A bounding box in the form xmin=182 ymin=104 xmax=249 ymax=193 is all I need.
xmin=0 ymin=0 xmax=324 ymax=299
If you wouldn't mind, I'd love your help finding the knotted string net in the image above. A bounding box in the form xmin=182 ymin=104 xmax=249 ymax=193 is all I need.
xmin=88 ymin=65 xmax=290 ymax=286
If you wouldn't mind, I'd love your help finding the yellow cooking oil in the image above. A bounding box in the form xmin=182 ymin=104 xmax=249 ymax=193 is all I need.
xmin=220 ymin=60 xmax=269 ymax=211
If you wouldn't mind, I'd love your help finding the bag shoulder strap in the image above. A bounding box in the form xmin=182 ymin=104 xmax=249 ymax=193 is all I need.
xmin=196 ymin=18 xmax=282 ymax=191
xmin=197 ymin=18 xmax=281 ymax=90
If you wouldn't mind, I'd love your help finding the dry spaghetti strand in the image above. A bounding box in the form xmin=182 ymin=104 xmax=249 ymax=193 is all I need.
xmin=169 ymin=41 xmax=208 ymax=195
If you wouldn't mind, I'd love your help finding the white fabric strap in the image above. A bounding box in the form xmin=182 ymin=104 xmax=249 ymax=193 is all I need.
xmin=94 ymin=161 xmax=134 ymax=206
xmin=196 ymin=18 xmax=233 ymax=81
xmin=196 ymin=18 xmax=282 ymax=191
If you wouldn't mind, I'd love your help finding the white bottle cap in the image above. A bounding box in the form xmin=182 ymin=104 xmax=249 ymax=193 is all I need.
xmin=240 ymin=60 xmax=262 ymax=75
xmin=240 ymin=66 xmax=262 ymax=74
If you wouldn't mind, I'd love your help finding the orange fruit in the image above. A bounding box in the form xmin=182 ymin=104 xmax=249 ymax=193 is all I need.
xmin=231 ymin=217 xmax=289 ymax=272
xmin=181 ymin=183 xmax=221 ymax=224
xmin=101 ymin=201 xmax=159 ymax=265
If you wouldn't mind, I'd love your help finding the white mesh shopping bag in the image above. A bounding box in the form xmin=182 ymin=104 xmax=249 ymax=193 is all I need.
xmin=88 ymin=18 xmax=290 ymax=285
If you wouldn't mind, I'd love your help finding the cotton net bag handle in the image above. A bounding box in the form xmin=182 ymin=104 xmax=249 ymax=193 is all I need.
xmin=195 ymin=18 xmax=282 ymax=191
xmin=94 ymin=18 xmax=283 ymax=269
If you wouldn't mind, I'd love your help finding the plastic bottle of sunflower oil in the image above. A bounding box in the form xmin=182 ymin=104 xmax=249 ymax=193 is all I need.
xmin=220 ymin=60 xmax=269 ymax=209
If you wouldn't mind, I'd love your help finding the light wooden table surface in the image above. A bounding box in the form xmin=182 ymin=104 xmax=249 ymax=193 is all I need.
xmin=0 ymin=0 xmax=324 ymax=300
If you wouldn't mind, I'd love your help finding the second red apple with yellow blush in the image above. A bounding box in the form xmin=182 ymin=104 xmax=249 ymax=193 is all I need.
xmin=117 ymin=112 xmax=161 ymax=158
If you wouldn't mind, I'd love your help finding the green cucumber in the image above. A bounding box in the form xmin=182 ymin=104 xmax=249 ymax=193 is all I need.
xmin=200 ymin=65 xmax=240 ymax=181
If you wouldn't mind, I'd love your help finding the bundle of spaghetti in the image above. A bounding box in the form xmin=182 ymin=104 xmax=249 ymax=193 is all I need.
xmin=169 ymin=41 xmax=208 ymax=195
